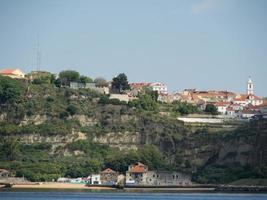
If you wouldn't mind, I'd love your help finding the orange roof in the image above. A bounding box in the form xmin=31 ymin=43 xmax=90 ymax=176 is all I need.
xmin=101 ymin=168 xmax=116 ymax=174
xmin=234 ymin=94 xmax=262 ymax=101
xmin=0 ymin=69 xmax=17 ymax=75
xmin=214 ymin=102 xmax=230 ymax=107
xmin=128 ymin=162 xmax=147 ymax=173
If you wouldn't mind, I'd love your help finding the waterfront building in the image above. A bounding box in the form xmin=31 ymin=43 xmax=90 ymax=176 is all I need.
xmin=100 ymin=168 xmax=119 ymax=185
xmin=91 ymin=174 xmax=101 ymax=185
xmin=125 ymin=162 xmax=191 ymax=186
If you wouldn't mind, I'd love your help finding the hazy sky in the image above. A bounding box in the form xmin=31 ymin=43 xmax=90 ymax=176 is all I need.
xmin=0 ymin=0 xmax=266 ymax=96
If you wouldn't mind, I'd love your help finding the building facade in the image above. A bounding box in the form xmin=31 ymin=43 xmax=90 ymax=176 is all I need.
xmin=100 ymin=168 xmax=119 ymax=185
xmin=91 ymin=174 xmax=101 ymax=185
xmin=125 ymin=162 xmax=191 ymax=186
xmin=149 ymin=82 xmax=167 ymax=94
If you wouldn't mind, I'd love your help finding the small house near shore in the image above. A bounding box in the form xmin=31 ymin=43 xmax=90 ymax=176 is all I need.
xmin=100 ymin=168 xmax=119 ymax=185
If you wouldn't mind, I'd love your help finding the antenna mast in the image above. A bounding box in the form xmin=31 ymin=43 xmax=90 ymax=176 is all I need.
xmin=36 ymin=34 xmax=41 ymax=71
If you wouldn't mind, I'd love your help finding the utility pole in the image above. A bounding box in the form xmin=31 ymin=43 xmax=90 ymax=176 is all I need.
xmin=36 ymin=34 xmax=41 ymax=72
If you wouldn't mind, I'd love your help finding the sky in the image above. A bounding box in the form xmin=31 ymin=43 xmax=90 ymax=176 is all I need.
xmin=0 ymin=0 xmax=266 ymax=96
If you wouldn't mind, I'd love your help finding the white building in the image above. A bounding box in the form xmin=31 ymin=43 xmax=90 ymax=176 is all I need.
xmin=214 ymin=102 xmax=231 ymax=114
xmin=91 ymin=174 xmax=101 ymax=185
xmin=149 ymin=82 xmax=167 ymax=94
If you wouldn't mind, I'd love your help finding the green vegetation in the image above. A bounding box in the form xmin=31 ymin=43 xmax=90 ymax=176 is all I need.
xmin=129 ymin=94 xmax=158 ymax=111
xmin=230 ymin=178 xmax=267 ymax=186
xmin=80 ymin=75 xmax=93 ymax=84
xmin=0 ymin=75 xmax=24 ymax=104
xmin=55 ymin=70 xmax=93 ymax=87
xmin=58 ymin=70 xmax=80 ymax=86
xmin=172 ymin=101 xmax=199 ymax=115
xmin=98 ymin=95 xmax=127 ymax=105
xmin=193 ymin=164 xmax=267 ymax=184
xmin=111 ymin=73 xmax=130 ymax=93
xmin=205 ymin=104 xmax=218 ymax=115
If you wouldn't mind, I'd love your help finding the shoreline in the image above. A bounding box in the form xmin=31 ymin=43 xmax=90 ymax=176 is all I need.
xmin=1 ymin=182 xmax=267 ymax=193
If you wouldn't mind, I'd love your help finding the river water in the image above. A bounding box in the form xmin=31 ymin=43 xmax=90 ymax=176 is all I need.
xmin=0 ymin=191 xmax=267 ymax=200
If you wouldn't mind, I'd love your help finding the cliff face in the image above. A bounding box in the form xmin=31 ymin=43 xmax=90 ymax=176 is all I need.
xmin=7 ymin=111 xmax=267 ymax=170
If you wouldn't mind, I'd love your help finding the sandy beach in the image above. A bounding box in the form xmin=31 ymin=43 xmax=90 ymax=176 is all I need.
xmin=5 ymin=182 xmax=115 ymax=190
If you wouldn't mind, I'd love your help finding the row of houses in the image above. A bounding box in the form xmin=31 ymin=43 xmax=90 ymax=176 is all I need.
xmin=152 ymin=78 xmax=266 ymax=119
xmin=57 ymin=162 xmax=191 ymax=186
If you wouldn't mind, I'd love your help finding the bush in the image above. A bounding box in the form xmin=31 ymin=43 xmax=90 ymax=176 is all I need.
xmin=0 ymin=75 xmax=24 ymax=104
xmin=32 ymin=78 xmax=43 ymax=84
xmin=172 ymin=101 xmax=198 ymax=115
xmin=98 ymin=95 xmax=127 ymax=105
xmin=205 ymin=104 xmax=218 ymax=115
xmin=128 ymin=94 xmax=158 ymax=111
xmin=59 ymin=111 xmax=69 ymax=119
xmin=66 ymin=104 xmax=79 ymax=116
xmin=46 ymin=96 xmax=54 ymax=102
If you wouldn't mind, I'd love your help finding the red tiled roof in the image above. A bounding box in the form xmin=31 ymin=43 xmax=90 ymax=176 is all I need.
xmin=234 ymin=94 xmax=262 ymax=101
xmin=128 ymin=162 xmax=147 ymax=173
xmin=0 ymin=69 xmax=16 ymax=75
xmin=214 ymin=102 xmax=230 ymax=107
xmin=101 ymin=168 xmax=116 ymax=174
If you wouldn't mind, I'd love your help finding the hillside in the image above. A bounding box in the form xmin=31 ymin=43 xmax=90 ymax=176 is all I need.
xmin=0 ymin=76 xmax=266 ymax=184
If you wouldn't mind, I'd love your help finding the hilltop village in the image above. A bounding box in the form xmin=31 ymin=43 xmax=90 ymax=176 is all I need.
xmin=1 ymin=68 xmax=266 ymax=121
xmin=0 ymin=67 xmax=267 ymax=187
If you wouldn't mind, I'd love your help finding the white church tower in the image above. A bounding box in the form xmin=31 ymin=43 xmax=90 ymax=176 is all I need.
xmin=247 ymin=76 xmax=253 ymax=95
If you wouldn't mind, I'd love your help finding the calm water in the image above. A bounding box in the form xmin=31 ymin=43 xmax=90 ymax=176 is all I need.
xmin=0 ymin=191 xmax=267 ymax=200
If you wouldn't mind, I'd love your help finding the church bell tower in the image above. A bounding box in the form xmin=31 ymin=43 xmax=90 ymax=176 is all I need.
xmin=247 ymin=76 xmax=253 ymax=95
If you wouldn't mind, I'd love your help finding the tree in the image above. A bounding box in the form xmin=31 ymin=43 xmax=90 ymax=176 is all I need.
xmin=54 ymin=78 xmax=61 ymax=88
xmin=111 ymin=73 xmax=130 ymax=94
xmin=50 ymin=74 xmax=56 ymax=84
xmin=172 ymin=101 xmax=198 ymax=115
xmin=205 ymin=104 xmax=218 ymax=115
xmin=1 ymin=137 xmax=21 ymax=161
xmin=0 ymin=75 xmax=23 ymax=104
xmin=66 ymin=104 xmax=79 ymax=116
xmin=94 ymin=77 xmax=109 ymax=87
xmin=144 ymin=88 xmax=159 ymax=102
xmin=58 ymin=70 xmax=80 ymax=86
xmin=80 ymin=75 xmax=93 ymax=84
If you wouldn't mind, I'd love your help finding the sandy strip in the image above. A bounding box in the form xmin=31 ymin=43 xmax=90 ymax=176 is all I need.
xmin=12 ymin=182 xmax=115 ymax=190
